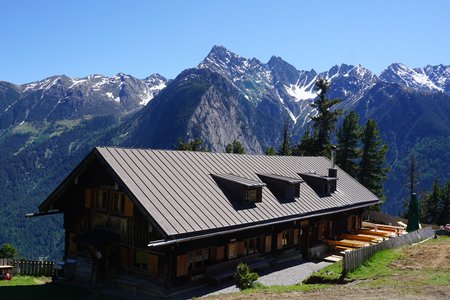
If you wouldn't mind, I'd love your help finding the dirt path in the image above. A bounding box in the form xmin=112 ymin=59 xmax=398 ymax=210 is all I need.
xmin=209 ymin=237 xmax=450 ymax=300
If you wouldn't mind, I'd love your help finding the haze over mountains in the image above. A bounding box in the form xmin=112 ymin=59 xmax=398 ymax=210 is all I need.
xmin=1 ymin=45 xmax=450 ymax=258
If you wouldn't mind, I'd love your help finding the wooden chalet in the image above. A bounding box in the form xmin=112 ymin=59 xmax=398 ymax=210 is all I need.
xmin=31 ymin=147 xmax=379 ymax=287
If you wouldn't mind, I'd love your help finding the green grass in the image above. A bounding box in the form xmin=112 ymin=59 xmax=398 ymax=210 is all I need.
xmin=308 ymin=260 xmax=343 ymax=282
xmin=346 ymin=248 xmax=401 ymax=280
xmin=0 ymin=275 xmax=48 ymax=286
xmin=242 ymin=282 xmax=332 ymax=294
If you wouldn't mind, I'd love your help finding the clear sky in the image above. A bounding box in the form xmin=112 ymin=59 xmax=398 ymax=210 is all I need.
xmin=1 ymin=0 xmax=449 ymax=84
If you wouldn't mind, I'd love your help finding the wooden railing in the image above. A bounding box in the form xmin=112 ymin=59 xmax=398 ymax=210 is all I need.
xmin=0 ymin=258 xmax=54 ymax=277
xmin=342 ymin=227 xmax=435 ymax=274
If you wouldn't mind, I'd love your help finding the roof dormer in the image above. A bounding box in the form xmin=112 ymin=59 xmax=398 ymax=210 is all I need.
xmin=211 ymin=173 xmax=265 ymax=203
xmin=257 ymin=173 xmax=303 ymax=202
xmin=299 ymin=172 xmax=337 ymax=196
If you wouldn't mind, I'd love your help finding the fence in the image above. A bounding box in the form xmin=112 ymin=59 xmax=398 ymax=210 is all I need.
xmin=342 ymin=227 xmax=435 ymax=274
xmin=0 ymin=258 xmax=54 ymax=277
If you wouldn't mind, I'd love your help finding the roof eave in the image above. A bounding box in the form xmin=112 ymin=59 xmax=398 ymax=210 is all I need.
xmin=148 ymin=198 xmax=380 ymax=247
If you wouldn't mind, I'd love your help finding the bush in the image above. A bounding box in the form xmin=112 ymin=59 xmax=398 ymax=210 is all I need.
xmin=0 ymin=243 xmax=17 ymax=258
xmin=234 ymin=262 xmax=259 ymax=290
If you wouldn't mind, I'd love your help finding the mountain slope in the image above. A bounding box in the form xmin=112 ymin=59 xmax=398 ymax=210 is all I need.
xmin=0 ymin=73 xmax=167 ymax=129
xmin=1 ymin=45 xmax=450 ymax=258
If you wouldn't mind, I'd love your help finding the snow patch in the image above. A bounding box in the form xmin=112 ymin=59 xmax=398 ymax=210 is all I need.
xmin=285 ymin=83 xmax=317 ymax=101
xmin=69 ymin=78 xmax=87 ymax=88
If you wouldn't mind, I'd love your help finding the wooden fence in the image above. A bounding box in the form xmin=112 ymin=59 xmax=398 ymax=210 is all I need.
xmin=0 ymin=258 xmax=54 ymax=276
xmin=342 ymin=227 xmax=435 ymax=274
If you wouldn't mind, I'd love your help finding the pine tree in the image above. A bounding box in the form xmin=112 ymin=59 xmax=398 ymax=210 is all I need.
xmin=439 ymin=180 xmax=450 ymax=225
xmin=423 ymin=179 xmax=440 ymax=224
xmin=176 ymin=137 xmax=207 ymax=151
xmin=277 ymin=119 xmax=292 ymax=156
xmin=310 ymin=79 xmax=342 ymax=156
xmin=294 ymin=128 xmax=316 ymax=156
xmin=408 ymin=152 xmax=419 ymax=198
xmin=226 ymin=140 xmax=245 ymax=154
xmin=358 ymin=119 xmax=388 ymax=200
xmin=265 ymin=147 xmax=277 ymax=155
xmin=336 ymin=111 xmax=361 ymax=177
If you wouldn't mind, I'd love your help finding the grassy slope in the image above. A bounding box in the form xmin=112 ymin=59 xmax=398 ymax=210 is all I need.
xmin=219 ymin=236 xmax=450 ymax=299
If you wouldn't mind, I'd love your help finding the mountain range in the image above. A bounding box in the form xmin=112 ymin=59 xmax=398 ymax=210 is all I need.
xmin=1 ymin=45 xmax=450 ymax=258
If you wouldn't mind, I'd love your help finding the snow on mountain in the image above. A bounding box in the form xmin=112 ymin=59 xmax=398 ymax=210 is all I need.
xmin=198 ymin=45 xmax=274 ymax=102
xmin=284 ymin=76 xmax=317 ymax=101
xmin=0 ymin=73 xmax=167 ymax=128
xmin=380 ymin=63 xmax=443 ymax=93
xmin=417 ymin=64 xmax=450 ymax=94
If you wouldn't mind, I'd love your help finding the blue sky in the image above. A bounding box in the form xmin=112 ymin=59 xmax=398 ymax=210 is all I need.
xmin=1 ymin=0 xmax=449 ymax=84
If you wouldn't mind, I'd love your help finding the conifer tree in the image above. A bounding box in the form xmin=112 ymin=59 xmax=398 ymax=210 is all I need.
xmin=336 ymin=111 xmax=361 ymax=177
xmin=225 ymin=140 xmax=245 ymax=154
xmin=294 ymin=128 xmax=316 ymax=156
xmin=423 ymin=179 xmax=440 ymax=224
xmin=265 ymin=147 xmax=277 ymax=156
xmin=310 ymin=79 xmax=342 ymax=156
xmin=408 ymin=152 xmax=419 ymax=198
xmin=277 ymin=119 xmax=292 ymax=156
xmin=176 ymin=137 xmax=207 ymax=151
xmin=358 ymin=119 xmax=388 ymax=200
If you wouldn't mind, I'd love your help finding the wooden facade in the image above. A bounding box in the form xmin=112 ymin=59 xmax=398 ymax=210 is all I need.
xmin=63 ymin=175 xmax=363 ymax=286
xmin=32 ymin=147 xmax=378 ymax=288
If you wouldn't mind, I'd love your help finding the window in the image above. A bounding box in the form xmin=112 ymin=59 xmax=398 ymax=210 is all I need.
xmin=245 ymin=190 xmax=258 ymax=202
xmin=134 ymin=250 xmax=148 ymax=270
xmin=110 ymin=191 xmax=125 ymax=214
xmin=245 ymin=237 xmax=261 ymax=255
xmin=227 ymin=243 xmax=238 ymax=259
xmin=93 ymin=189 xmax=107 ymax=211
xmin=187 ymin=248 xmax=211 ymax=272
xmin=282 ymin=229 xmax=293 ymax=247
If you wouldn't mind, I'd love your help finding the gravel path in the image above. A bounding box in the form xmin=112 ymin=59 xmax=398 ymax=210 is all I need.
xmin=205 ymin=259 xmax=331 ymax=297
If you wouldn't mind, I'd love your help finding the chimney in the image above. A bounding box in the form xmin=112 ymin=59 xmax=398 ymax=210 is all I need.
xmin=328 ymin=146 xmax=337 ymax=193
xmin=328 ymin=145 xmax=337 ymax=178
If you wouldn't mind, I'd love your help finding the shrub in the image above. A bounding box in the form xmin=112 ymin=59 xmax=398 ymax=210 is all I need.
xmin=0 ymin=243 xmax=17 ymax=258
xmin=234 ymin=262 xmax=259 ymax=290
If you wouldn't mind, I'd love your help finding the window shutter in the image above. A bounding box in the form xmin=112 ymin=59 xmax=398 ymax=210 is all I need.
xmin=277 ymin=232 xmax=283 ymax=250
xmin=148 ymin=254 xmax=159 ymax=279
xmin=216 ymin=246 xmax=225 ymax=262
xmin=265 ymin=235 xmax=272 ymax=253
xmin=84 ymin=189 xmax=92 ymax=208
xmin=176 ymin=254 xmax=188 ymax=277
xmin=124 ymin=195 xmax=134 ymax=217
xmin=318 ymin=222 xmax=325 ymax=240
xmin=347 ymin=216 xmax=353 ymax=232
xmin=293 ymin=229 xmax=299 ymax=245
xmin=237 ymin=241 xmax=245 ymax=257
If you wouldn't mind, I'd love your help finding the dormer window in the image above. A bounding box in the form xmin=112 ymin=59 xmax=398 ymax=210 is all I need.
xmin=211 ymin=174 xmax=265 ymax=203
xmin=298 ymin=172 xmax=337 ymax=195
xmin=257 ymin=173 xmax=303 ymax=202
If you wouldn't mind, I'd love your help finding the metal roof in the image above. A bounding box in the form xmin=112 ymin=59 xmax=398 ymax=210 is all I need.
xmin=299 ymin=172 xmax=336 ymax=181
xmin=90 ymin=147 xmax=379 ymax=238
xmin=211 ymin=173 xmax=266 ymax=187
xmin=257 ymin=173 xmax=304 ymax=184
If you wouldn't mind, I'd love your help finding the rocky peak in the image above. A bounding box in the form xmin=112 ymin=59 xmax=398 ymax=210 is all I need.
xmin=380 ymin=63 xmax=443 ymax=93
